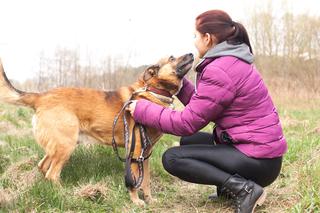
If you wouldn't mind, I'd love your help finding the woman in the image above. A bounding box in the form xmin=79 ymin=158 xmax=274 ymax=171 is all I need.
xmin=127 ymin=10 xmax=287 ymax=213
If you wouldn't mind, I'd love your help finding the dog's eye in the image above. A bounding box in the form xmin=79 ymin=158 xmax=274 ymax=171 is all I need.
xmin=153 ymin=64 xmax=160 ymax=69
xmin=169 ymin=56 xmax=175 ymax=62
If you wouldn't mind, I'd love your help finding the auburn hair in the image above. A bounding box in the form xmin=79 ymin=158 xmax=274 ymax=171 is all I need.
xmin=196 ymin=10 xmax=253 ymax=54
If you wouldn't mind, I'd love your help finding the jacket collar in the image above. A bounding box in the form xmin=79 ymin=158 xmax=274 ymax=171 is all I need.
xmin=195 ymin=41 xmax=254 ymax=73
xmin=195 ymin=58 xmax=215 ymax=73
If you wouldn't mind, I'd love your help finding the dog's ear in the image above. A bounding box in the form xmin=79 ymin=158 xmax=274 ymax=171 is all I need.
xmin=143 ymin=64 xmax=160 ymax=81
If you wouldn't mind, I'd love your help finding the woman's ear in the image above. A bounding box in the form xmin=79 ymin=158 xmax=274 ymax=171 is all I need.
xmin=204 ymin=33 xmax=211 ymax=47
xmin=205 ymin=33 xmax=217 ymax=47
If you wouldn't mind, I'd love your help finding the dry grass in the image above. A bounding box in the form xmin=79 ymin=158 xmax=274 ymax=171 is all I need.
xmin=0 ymin=120 xmax=32 ymax=137
xmin=266 ymin=77 xmax=320 ymax=110
xmin=0 ymin=157 xmax=40 ymax=207
xmin=0 ymin=188 xmax=14 ymax=207
xmin=0 ymin=82 xmax=319 ymax=212
xmin=74 ymin=182 xmax=109 ymax=201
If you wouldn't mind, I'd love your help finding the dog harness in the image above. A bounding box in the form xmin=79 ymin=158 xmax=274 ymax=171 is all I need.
xmin=111 ymin=100 xmax=152 ymax=189
xmin=111 ymin=86 xmax=172 ymax=189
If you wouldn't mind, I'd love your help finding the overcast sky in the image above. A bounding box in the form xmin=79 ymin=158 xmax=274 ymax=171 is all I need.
xmin=0 ymin=0 xmax=319 ymax=82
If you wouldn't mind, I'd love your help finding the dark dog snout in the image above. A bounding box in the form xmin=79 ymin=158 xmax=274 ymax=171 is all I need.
xmin=176 ymin=53 xmax=194 ymax=78
xmin=186 ymin=53 xmax=194 ymax=59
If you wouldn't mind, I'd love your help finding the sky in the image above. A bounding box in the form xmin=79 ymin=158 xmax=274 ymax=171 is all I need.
xmin=0 ymin=0 xmax=319 ymax=82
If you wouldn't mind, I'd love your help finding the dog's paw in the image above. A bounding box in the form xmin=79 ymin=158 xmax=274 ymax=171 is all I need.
xmin=132 ymin=198 xmax=146 ymax=207
xmin=145 ymin=196 xmax=157 ymax=204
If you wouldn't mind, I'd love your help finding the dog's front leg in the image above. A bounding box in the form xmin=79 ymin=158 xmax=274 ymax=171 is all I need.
xmin=129 ymin=189 xmax=145 ymax=207
xmin=128 ymin=163 xmax=146 ymax=207
xmin=141 ymin=158 xmax=156 ymax=204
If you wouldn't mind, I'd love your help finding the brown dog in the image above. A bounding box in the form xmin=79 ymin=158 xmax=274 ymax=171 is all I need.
xmin=0 ymin=53 xmax=194 ymax=206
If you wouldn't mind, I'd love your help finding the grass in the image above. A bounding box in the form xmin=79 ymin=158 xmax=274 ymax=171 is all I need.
xmin=278 ymin=108 xmax=320 ymax=212
xmin=0 ymin=93 xmax=320 ymax=212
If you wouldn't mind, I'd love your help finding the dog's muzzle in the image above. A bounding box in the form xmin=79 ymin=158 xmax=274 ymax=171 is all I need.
xmin=176 ymin=53 xmax=194 ymax=78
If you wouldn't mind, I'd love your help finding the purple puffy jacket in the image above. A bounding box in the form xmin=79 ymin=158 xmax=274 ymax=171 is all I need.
xmin=133 ymin=42 xmax=287 ymax=158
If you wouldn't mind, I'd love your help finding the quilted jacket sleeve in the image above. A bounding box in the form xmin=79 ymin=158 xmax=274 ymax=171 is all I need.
xmin=133 ymin=66 xmax=236 ymax=136
xmin=176 ymin=77 xmax=195 ymax=106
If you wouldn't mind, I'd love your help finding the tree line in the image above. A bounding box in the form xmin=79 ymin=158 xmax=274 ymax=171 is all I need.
xmin=249 ymin=4 xmax=319 ymax=93
xmin=17 ymin=8 xmax=319 ymax=93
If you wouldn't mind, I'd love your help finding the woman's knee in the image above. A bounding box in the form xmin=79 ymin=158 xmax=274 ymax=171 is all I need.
xmin=162 ymin=147 xmax=181 ymax=174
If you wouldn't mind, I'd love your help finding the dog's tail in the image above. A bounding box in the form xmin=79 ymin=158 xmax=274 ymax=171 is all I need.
xmin=0 ymin=59 xmax=39 ymax=109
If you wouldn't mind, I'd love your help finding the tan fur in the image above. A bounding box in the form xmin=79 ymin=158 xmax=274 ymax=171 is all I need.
xmin=0 ymin=53 xmax=194 ymax=206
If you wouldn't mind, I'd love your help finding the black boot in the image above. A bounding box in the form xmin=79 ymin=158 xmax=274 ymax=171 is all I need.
xmin=220 ymin=174 xmax=266 ymax=213
xmin=208 ymin=186 xmax=231 ymax=201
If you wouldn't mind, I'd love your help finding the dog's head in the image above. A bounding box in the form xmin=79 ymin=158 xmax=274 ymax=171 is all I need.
xmin=141 ymin=53 xmax=194 ymax=95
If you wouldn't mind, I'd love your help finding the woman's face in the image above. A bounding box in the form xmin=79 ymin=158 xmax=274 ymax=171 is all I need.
xmin=194 ymin=30 xmax=216 ymax=58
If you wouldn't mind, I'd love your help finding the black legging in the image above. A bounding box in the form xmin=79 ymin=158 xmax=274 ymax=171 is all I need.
xmin=162 ymin=132 xmax=282 ymax=187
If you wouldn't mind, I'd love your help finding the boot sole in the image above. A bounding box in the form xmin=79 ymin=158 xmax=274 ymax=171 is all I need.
xmin=252 ymin=190 xmax=267 ymax=213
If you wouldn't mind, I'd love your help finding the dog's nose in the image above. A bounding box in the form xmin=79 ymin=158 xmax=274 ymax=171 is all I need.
xmin=186 ymin=53 xmax=194 ymax=60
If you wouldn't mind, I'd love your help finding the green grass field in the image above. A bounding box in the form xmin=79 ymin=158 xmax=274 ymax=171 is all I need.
xmin=0 ymin=101 xmax=319 ymax=212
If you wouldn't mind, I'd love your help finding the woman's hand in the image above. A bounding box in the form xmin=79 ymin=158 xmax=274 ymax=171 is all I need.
xmin=126 ymin=100 xmax=137 ymax=116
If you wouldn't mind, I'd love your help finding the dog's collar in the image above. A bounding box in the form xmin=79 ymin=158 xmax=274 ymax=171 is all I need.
xmin=148 ymin=91 xmax=174 ymax=106
xmin=132 ymin=86 xmax=174 ymax=107
xmin=147 ymin=86 xmax=172 ymax=98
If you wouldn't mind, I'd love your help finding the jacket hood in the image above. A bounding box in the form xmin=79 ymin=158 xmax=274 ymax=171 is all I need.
xmin=204 ymin=41 xmax=254 ymax=63
xmin=195 ymin=41 xmax=254 ymax=72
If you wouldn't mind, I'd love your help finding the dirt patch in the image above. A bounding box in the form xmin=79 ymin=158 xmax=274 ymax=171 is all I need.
xmin=0 ymin=188 xmax=15 ymax=207
xmin=0 ymin=156 xmax=40 ymax=207
xmin=74 ymin=182 xmax=109 ymax=201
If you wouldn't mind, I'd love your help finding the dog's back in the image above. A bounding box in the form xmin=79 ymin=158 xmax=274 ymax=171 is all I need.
xmin=0 ymin=60 xmax=129 ymax=143
xmin=33 ymin=87 xmax=130 ymax=144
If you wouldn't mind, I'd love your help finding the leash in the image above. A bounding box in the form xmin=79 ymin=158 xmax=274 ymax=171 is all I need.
xmin=111 ymin=88 xmax=154 ymax=189
xmin=124 ymin=123 xmax=152 ymax=189
xmin=111 ymin=100 xmax=133 ymax=162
